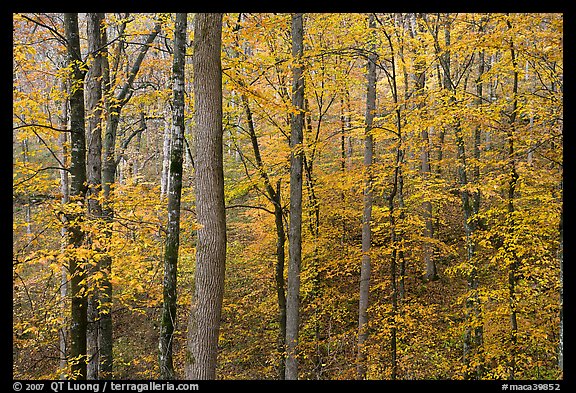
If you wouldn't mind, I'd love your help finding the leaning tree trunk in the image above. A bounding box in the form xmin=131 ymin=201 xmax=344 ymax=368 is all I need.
xmin=356 ymin=12 xmax=377 ymax=381
xmin=159 ymin=12 xmax=187 ymax=380
xmin=64 ymin=12 xmax=88 ymax=380
xmin=285 ymin=12 xmax=305 ymax=381
xmin=185 ymin=13 xmax=226 ymax=380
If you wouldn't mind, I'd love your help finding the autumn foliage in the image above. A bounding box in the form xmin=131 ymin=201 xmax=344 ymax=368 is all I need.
xmin=13 ymin=13 xmax=562 ymax=380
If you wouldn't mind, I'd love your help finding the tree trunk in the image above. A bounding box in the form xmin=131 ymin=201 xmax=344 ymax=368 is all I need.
xmin=161 ymin=108 xmax=172 ymax=198
xmin=285 ymin=12 xmax=305 ymax=381
xmin=240 ymin=92 xmax=287 ymax=380
xmin=159 ymin=12 xmax=187 ymax=380
xmin=185 ymin=13 xmax=226 ymax=380
xmin=273 ymin=184 xmax=287 ymax=380
xmin=356 ymin=12 xmax=376 ymax=381
xmin=58 ymin=78 xmax=70 ymax=379
xmin=64 ymin=12 xmax=88 ymax=380
xmin=506 ymin=21 xmax=520 ymax=379
xmin=86 ymin=12 xmax=105 ymax=380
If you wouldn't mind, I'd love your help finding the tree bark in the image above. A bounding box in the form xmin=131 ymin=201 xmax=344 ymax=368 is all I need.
xmin=356 ymin=12 xmax=376 ymax=381
xmin=85 ymin=13 xmax=105 ymax=380
xmin=159 ymin=12 xmax=187 ymax=380
xmin=185 ymin=13 xmax=226 ymax=380
xmin=161 ymin=108 xmax=172 ymax=198
xmin=506 ymin=20 xmax=520 ymax=379
xmin=64 ymin=12 xmax=88 ymax=380
xmin=58 ymin=78 xmax=70 ymax=379
xmin=285 ymin=12 xmax=305 ymax=381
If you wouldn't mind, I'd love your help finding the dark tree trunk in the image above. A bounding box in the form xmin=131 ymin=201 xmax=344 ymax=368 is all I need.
xmin=185 ymin=13 xmax=226 ymax=380
xmin=159 ymin=12 xmax=187 ymax=380
xmin=356 ymin=12 xmax=377 ymax=381
xmin=506 ymin=22 xmax=520 ymax=379
xmin=58 ymin=78 xmax=70 ymax=379
xmin=240 ymin=93 xmax=287 ymax=380
xmin=285 ymin=12 xmax=305 ymax=381
xmin=64 ymin=12 xmax=88 ymax=380
xmin=86 ymin=13 xmax=105 ymax=380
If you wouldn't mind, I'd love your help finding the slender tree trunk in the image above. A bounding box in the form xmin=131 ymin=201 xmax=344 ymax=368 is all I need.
xmin=161 ymin=109 xmax=172 ymax=198
xmin=386 ymin=26 xmax=402 ymax=379
xmin=411 ymin=15 xmax=437 ymax=282
xmin=159 ymin=12 xmax=187 ymax=380
xmin=131 ymin=112 xmax=145 ymax=182
xmin=185 ymin=13 xmax=226 ymax=380
xmin=86 ymin=13 xmax=105 ymax=380
xmin=58 ymin=78 xmax=70 ymax=379
xmin=64 ymin=12 xmax=88 ymax=380
xmin=506 ymin=21 xmax=520 ymax=379
xmin=98 ymin=20 xmax=114 ymax=379
xmin=471 ymin=46 xmax=485 ymax=379
xmin=240 ymin=92 xmax=287 ymax=380
xmin=22 ymin=139 xmax=32 ymax=236
xmin=273 ymin=185 xmax=287 ymax=380
xmin=285 ymin=12 xmax=305 ymax=381
xmin=356 ymin=13 xmax=376 ymax=381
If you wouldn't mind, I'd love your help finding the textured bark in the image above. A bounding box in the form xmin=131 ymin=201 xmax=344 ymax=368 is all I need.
xmin=64 ymin=12 xmax=88 ymax=380
xmin=356 ymin=13 xmax=376 ymax=381
xmin=185 ymin=13 xmax=226 ymax=380
xmin=285 ymin=12 xmax=305 ymax=381
xmin=159 ymin=12 xmax=187 ymax=380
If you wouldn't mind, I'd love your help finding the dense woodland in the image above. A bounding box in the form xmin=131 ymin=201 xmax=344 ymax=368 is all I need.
xmin=13 ymin=13 xmax=563 ymax=380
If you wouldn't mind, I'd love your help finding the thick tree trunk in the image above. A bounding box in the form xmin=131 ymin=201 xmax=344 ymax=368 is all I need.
xmin=64 ymin=12 xmax=88 ymax=380
xmin=159 ymin=12 xmax=187 ymax=380
xmin=185 ymin=13 xmax=226 ymax=380
xmin=285 ymin=12 xmax=305 ymax=381
xmin=356 ymin=12 xmax=376 ymax=381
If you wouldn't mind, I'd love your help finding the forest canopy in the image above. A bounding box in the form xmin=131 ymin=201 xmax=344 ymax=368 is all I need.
xmin=12 ymin=12 xmax=562 ymax=381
